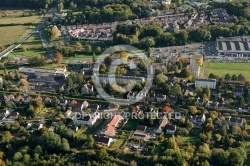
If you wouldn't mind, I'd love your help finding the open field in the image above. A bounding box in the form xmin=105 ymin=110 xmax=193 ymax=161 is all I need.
xmin=0 ymin=15 xmax=40 ymax=24
xmin=0 ymin=9 xmax=38 ymax=17
xmin=0 ymin=25 xmax=32 ymax=48
xmin=8 ymin=49 xmax=46 ymax=57
xmin=206 ymin=62 xmax=250 ymax=79
xmin=0 ymin=9 xmax=41 ymax=49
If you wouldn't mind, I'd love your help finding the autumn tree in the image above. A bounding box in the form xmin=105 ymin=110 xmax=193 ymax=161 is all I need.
xmin=188 ymin=106 xmax=198 ymax=115
xmin=55 ymin=52 xmax=63 ymax=64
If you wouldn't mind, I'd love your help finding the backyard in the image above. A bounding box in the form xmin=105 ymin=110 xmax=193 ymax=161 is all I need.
xmin=206 ymin=62 xmax=250 ymax=79
xmin=122 ymin=119 xmax=139 ymax=131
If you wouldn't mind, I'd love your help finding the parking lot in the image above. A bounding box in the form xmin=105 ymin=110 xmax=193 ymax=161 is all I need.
xmin=150 ymin=42 xmax=215 ymax=58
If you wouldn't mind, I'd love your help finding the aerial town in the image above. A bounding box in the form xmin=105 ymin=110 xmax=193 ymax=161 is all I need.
xmin=0 ymin=0 xmax=249 ymax=165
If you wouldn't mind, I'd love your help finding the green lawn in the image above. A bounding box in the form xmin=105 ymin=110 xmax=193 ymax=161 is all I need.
xmin=0 ymin=25 xmax=32 ymax=49
xmin=85 ymin=119 xmax=105 ymax=135
xmin=8 ymin=49 xmax=46 ymax=57
xmin=0 ymin=9 xmax=41 ymax=49
xmin=206 ymin=62 xmax=250 ymax=79
xmin=110 ymin=133 xmax=128 ymax=149
xmin=0 ymin=15 xmax=40 ymax=24
xmin=122 ymin=119 xmax=139 ymax=131
xmin=182 ymin=129 xmax=200 ymax=146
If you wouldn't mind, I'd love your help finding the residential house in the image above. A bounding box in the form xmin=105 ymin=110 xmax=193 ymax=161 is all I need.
xmin=73 ymin=112 xmax=100 ymax=126
xmin=165 ymin=124 xmax=177 ymax=134
xmin=233 ymin=88 xmax=244 ymax=97
xmin=82 ymin=100 xmax=89 ymax=109
xmin=155 ymin=115 xmax=168 ymax=134
xmin=0 ymin=109 xmax=9 ymax=118
xmin=59 ymin=99 xmax=68 ymax=106
xmin=68 ymin=125 xmax=79 ymax=131
xmin=14 ymin=95 xmax=24 ymax=103
xmin=48 ymin=126 xmax=55 ymax=132
xmin=101 ymin=114 xmax=123 ymax=137
xmin=186 ymin=65 xmax=200 ymax=77
xmin=147 ymin=93 xmax=156 ymax=102
xmin=188 ymin=114 xmax=206 ymax=128
xmin=93 ymin=135 xmax=114 ymax=147
xmin=72 ymin=103 xmax=84 ymax=112
xmin=0 ymin=93 xmax=4 ymax=102
xmin=226 ymin=116 xmax=244 ymax=127
xmin=5 ymin=94 xmax=15 ymax=103
xmin=8 ymin=112 xmax=19 ymax=119
xmin=64 ymin=110 xmax=72 ymax=118
xmin=127 ymin=92 xmax=136 ymax=100
xmin=131 ymin=125 xmax=149 ymax=141
xmin=27 ymin=122 xmax=43 ymax=131
xmin=156 ymin=94 xmax=166 ymax=103
xmin=89 ymin=104 xmax=99 ymax=112
xmin=195 ymin=78 xmax=216 ymax=89
xmin=81 ymin=84 xmax=94 ymax=95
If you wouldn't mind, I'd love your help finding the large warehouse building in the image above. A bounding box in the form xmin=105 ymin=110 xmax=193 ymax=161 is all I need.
xmin=216 ymin=36 xmax=250 ymax=58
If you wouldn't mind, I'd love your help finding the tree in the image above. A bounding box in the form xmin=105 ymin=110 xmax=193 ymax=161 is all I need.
xmin=74 ymin=42 xmax=83 ymax=52
xmin=86 ymin=135 xmax=94 ymax=147
xmin=203 ymin=86 xmax=211 ymax=99
xmin=92 ymin=52 xmax=97 ymax=62
xmin=13 ymin=152 xmax=23 ymax=161
xmin=225 ymin=73 xmax=231 ymax=80
xmin=104 ymin=56 xmax=112 ymax=66
xmin=85 ymin=44 xmax=92 ymax=53
xmin=177 ymin=61 xmax=183 ymax=70
xmin=100 ymin=63 xmax=107 ymax=74
xmin=50 ymin=26 xmax=60 ymax=41
xmin=179 ymin=69 xmax=192 ymax=78
xmin=55 ymin=52 xmax=63 ymax=64
xmin=97 ymin=149 xmax=108 ymax=161
xmin=28 ymin=99 xmax=44 ymax=117
xmin=28 ymin=55 xmax=46 ymax=67
xmin=211 ymin=148 xmax=229 ymax=166
xmin=188 ymin=106 xmax=198 ymax=115
xmin=168 ymin=135 xmax=179 ymax=150
xmin=57 ymin=2 xmax=64 ymax=11
xmin=238 ymin=74 xmax=245 ymax=81
xmin=238 ymin=96 xmax=245 ymax=108
xmin=0 ymin=62 xmax=4 ymax=69
xmin=120 ymin=51 xmax=128 ymax=59
xmin=170 ymin=84 xmax=182 ymax=96
xmin=140 ymin=37 xmax=155 ymax=49
xmin=155 ymin=74 xmax=168 ymax=86
xmin=95 ymin=46 xmax=102 ymax=54
xmin=228 ymin=150 xmax=245 ymax=166
xmin=196 ymin=58 xmax=203 ymax=66
xmin=19 ymin=78 xmax=28 ymax=86
xmin=232 ymin=74 xmax=237 ymax=81
xmin=1 ymin=131 xmax=12 ymax=143
xmin=129 ymin=106 xmax=136 ymax=113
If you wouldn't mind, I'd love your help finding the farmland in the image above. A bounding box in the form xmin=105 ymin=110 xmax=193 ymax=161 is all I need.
xmin=0 ymin=9 xmax=41 ymax=50
xmin=206 ymin=62 xmax=250 ymax=79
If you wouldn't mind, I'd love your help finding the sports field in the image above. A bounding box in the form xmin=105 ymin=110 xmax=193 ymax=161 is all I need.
xmin=206 ymin=62 xmax=250 ymax=79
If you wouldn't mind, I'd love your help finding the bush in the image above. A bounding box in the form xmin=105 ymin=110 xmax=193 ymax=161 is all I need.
xmin=177 ymin=128 xmax=189 ymax=136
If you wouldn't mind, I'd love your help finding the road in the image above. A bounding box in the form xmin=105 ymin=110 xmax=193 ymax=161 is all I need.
xmin=0 ymin=8 xmax=56 ymax=59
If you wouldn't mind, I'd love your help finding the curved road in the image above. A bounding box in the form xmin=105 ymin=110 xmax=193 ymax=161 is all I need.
xmin=0 ymin=8 xmax=56 ymax=59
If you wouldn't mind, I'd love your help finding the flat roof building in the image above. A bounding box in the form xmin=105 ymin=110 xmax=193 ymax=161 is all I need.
xmin=195 ymin=78 xmax=216 ymax=89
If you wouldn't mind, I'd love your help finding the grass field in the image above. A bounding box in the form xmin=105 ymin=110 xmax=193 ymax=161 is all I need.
xmin=8 ymin=50 xmax=46 ymax=57
xmin=0 ymin=25 xmax=31 ymax=48
xmin=0 ymin=15 xmax=40 ymax=24
xmin=206 ymin=62 xmax=250 ymax=79
xmin=0 ymin=9 xmax=41 ymax=49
